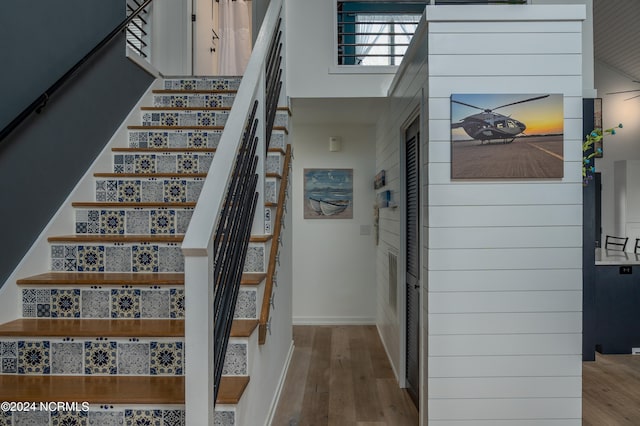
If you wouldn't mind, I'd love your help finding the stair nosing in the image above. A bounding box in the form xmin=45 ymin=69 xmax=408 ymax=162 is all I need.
xmin=72 ymin=202 xmax=197 ymax=208
xmin=112 ymin=147 xmax=216 ymax=153
xmin=17 ymin=272 xmax=184 ymax=286
xmin=47 ymin=235 xmax=269 ymax=244
xmin=93 ymin=172 xmax=207 ymax=178
xmin=17 ymin=272 xmax=262 ymax=286
xmin=230 ymin=319 xmax=259 ymax=338
xmin=0 ymin=375 xmax=184 ymax=404
xmin=0 ymin=318 xmax=184 ymax=338
xmin=127 ymin=125 xmax=226 ymax=131
xmin=153 ymin=89 xmax=238 ymax=94
xmin=141 ymin=106 xmax=231 ymax=111
xmin=217 ymin=376 xmax=249 ymax=405
xmin=47 ymin=235 xmax=185 ymax=243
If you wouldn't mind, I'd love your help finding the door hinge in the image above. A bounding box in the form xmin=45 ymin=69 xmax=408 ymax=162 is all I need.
xmin=191 ymin=14 xmax=196 ymax=22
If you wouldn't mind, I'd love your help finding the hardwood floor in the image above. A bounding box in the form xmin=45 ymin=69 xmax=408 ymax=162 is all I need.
xmin=272 ymin=325 xmax=418 ymax=426
xmin=274 ymin=327 xmax=640 ymax=425
xmin=584 ymin=353 xmax=640 ymax=425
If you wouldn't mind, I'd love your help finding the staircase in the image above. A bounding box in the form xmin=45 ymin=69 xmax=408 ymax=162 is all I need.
xmin=0 ymin=76 xmax=292 ymax=425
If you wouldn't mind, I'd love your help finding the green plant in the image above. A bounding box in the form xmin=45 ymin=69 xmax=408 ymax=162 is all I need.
xmin=583 ymin=123 xmax=623 ymax=185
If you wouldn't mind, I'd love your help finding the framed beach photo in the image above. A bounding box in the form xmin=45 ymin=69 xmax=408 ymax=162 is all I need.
xmin=303 ymin=168 xmax=353 ymax=219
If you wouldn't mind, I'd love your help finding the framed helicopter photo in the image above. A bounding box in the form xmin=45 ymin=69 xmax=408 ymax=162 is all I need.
xmin=450 ymin=93 xmax=564 ymax=179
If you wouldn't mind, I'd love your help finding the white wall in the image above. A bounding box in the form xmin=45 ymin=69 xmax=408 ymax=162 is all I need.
xmin=375 ymin=13 xmax=429 ymax=420
xmin=426 ymin=6 xmax=585 ymax=424
xmin=151 ymin=0 xmax=192 ymax=75
xmin=291 ymin=122 xmax=377 ymax=324
xmin=594 ymin=61 xmax=640 ymax=241
xmin=376 ymin=5 xmax=585 ymax=425
xmin=532 ymin=0 xmax=594 ymax=96
xmin=193 ymin=0 xmax=219 ymax=75
xmin=285 ymin=0 xmax=396 ymax=98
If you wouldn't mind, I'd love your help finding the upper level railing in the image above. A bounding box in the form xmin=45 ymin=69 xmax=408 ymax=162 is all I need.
xmin=337 ymin=0 xmax=528 ymax=66
xmin=0 ymin=0 xmax=154 ymax=147
xmin=181 ymin=0 xmax=285 ymax=421
xmin=126 ymin=0 xmax=151 ymax=59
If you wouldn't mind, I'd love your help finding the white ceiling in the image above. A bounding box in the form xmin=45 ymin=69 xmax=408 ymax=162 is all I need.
xmin=291 ymin=97 xmax=389 ymax=125
xmin=594 ymin=0 xmax=640 ymax=81
xmin=292 ymin=1 xmax=640 ymax=125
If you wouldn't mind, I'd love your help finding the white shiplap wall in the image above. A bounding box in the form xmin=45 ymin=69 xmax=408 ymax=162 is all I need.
xmin=376 ymin=5 xmax=586 ymax=425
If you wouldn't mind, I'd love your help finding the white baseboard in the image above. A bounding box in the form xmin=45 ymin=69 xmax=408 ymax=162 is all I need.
xmin=376 ymin=323 xmax=400 ymax=384
xmin=265 ymin=341 xmax=295 ymax=426
xmin=293 ymin=316 xmax=376 ymax=325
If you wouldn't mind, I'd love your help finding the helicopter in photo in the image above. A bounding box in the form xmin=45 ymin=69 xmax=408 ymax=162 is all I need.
xmin=451 ymin=94 xmax=550 ymax=144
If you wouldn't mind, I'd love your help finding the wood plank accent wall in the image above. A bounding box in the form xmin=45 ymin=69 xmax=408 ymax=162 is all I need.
xmin=376 ymin=5 xmax=586 ymax=425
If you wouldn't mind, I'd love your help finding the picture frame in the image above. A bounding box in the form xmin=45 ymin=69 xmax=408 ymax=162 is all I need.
xmin=593 ymin=97 xmax=603 ymax=158
xmin=450 ymin=93 xmax=564 ymax=179
xmin=303 ymin=168 xmax=353 ymax=219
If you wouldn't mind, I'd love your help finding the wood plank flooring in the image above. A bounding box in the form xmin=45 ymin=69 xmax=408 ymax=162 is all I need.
xmin=583 ymin=352 xmax=640 ymax=425
xmin=272 ymin=325 xmax=418 ymax=426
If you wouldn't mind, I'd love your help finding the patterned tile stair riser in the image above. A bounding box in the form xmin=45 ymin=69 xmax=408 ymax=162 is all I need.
xmin=95 ymin=178 xmax=204 ymax=204
xmin=3 ymin=408 xmax=186 ymax=426
xmin=153 ymin=94 xmax=236 ymax=108
xmin=113 ymin=153 xmax=214 ymax=175
xmin=142 ymin=110 xmax=230 ymax=128
xmin=74 ymin=208 xmax=194 ymax=236
xmin=0 ymin=339 xmax=183 ymax=376
xmin=128 ymin=129 xmax=222 ymax=149
xmin=20 ymin=285 xmax=259 ymax=320
xmin=21 ymin=287 xmax=185 ymax=319
xmin=162 ymin=77 xmax=242 ymax=91
xmin=50 ymin=244 xmax=184 ymax=273
xmin=0 ymin=77 xmax=263 ymax=426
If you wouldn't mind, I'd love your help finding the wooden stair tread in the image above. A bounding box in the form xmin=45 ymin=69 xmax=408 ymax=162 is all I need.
xmin=0 ymin=375 xmax=184 ymax=404
xmin=241 ymin=273 xmax=266 ymax=286
xmin=266 ymin=172 xmax=282 ymax=179
xmin=0 ymin=318 xmax=184 ymax=337
xmin=153 ymin=89 xmax=237 ymax=94
xmin=268 ymin=147 xmax=286 ymax=155
xmin=17 ymin=272 xmax=184 ymax=286
xmin=230 ymin=319 xmax=259 ymax=338
xmin=277 ymin=106 xmax=292 ymax=116
xmin=94 ymin=172 xmax=207 ymax=178
xmin=17 ymin=272 xmax=261 ymax=286
xmin=111 ymin=147 xmax=216 ymax=153
xmin=48 ymin=235 xmax=269 ymax=244
xmin=217 ymin=376 xmax=249 ymax=405
xmin=250 ymin=235 xmax=273 ymax=243
xmin=48 ymin=235 xmax=185 ymax=243
xmin=72 ymin=202 xmax=197 ymax=208
xmin=127 ymin=125 xmax=288 ymax=134
xmin=128 ymin=125 xmax=226 ymax=131
xmin=141 ymin=106 xmax=231 ymax=111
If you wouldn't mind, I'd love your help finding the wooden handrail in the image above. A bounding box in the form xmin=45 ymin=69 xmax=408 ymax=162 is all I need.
xmin=259 ymin=144 xmax=291 ymax=344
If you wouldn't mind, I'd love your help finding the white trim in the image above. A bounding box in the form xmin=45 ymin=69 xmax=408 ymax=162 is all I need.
xmin=293 ymin=316 xmax=376 ymax=325
xmin=328 ymin=65 xmax=399 ymax=75
xmin=399 ymin=107 xmax=421 ymax=390
xmin=425 ymin=4 xmax=586 ymax=22
xmin=126 ymin=47 xmax=162 ymax=78
xmin=265 ymin=341 xmax=295 ymax=426
xmin=376 ymin=323 xmax=400 ymax=384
